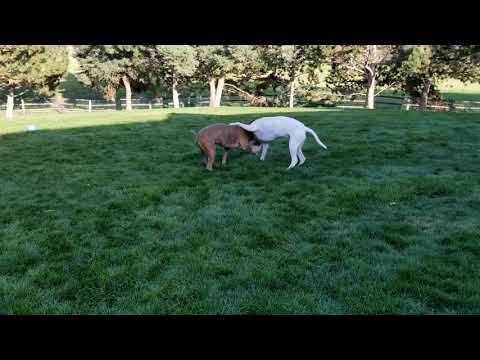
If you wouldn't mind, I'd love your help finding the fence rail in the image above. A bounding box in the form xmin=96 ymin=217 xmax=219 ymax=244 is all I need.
xmin=2 ymin=94 xmax=480 ymax=113
xmin=0 ymin=95 xmax=247 ymax=113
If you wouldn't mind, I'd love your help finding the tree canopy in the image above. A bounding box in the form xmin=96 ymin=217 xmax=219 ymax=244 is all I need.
xmin=148 ymin=46 xmax=198 ymax=107
xmin=380 ymin=45 xmax=480 ymax=109
xmin=0 ymin=45 xmax=68 ymax=117
xmin=74 ymin=45 xmax=150 ymax=109
xmin=0 ymin=45 xmax=68 ymax=94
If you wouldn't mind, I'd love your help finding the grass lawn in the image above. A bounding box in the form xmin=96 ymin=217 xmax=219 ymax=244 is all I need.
xmin=439 ymin=79 xmax=480 ymax=102
xmin=1 ymin=107 xmax=479 ymax=314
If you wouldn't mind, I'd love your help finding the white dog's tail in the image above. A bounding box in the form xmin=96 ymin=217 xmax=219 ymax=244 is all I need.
xmin=305 ymin=127 xmax=328 ymax=150
xmin=190 ymin=130 xmax=198 ymax=137
xmin=230 ymin=122 xmax=257 ymax=132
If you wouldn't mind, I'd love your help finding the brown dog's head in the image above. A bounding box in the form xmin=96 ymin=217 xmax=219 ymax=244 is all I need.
xmin=243 ymin=120 xmax=262 ymax=153
xmin=244 ymin=130 xmax=262 ymax=154
xmin=233 ymin=120 xmax=261 ymax=154
xmin=249 ymin=143 xmax=262 ymax=154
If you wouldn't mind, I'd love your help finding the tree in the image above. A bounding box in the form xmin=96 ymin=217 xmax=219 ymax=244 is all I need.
xmin=387 ymin=45 xmax=480 ymax=110
xmin=327 ymin=45 xmax=397 ymax=109
xmin=193 ymin=45 xmax=327 ymax=108
xmin=59 ymin=45 xmax=104 ymax=101
xmin=74 ymin=45 xmax=150 ymax=111
xmin=194 ymin=46 xmax=238 ymax=107
xmin=254 ymin=45 xmax=331 ymax=107
xmin=254 ymin=46 xmax=301 ymax=107
xmin=0 ymin=45 xmax=68 ymax=118
xmin=212 ymin=45 xmax=270 ymax=104
xmin=148 ymin=46 xmax=198 ymax=108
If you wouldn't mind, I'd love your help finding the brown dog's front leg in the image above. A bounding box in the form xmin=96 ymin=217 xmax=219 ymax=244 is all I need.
xmin=206 ymin=147 xmax=215 ymax=171
xmin=222 ymin=149 xmax=229 ymax=166
xmin=199 ymin=150 xmax=207 ymax=165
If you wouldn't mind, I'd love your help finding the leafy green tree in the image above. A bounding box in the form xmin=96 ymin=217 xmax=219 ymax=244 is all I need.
xmin=59 ymin=45 xmax=104 ymax=101
xmin=148 ymin=46 xmax=198 ymax=108
xmin=327 ymin=45 xmax=397 ymax=109
xmin=0 ymin=45 xmax=68 ymax=118
xmin=253 ymin=45 xmax=331 ymax=107
xmin=257 ymin=45 xmax=302 ymax=107
xmin=74 ymin=45 xmax=150 ymax=110
xmin=386 ymin=45 xmax=480 ymax=110
xmin=194 ymin=46 xmax=238 ymax=107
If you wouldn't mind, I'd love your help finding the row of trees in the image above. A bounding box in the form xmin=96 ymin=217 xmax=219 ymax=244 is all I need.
xmin=327 ymin=45 xmax=480 ymax=110
xmin=2 ymin=45 xmax=479 ymax=118
xmin=71 ymin=45 xmax=329 ymax=110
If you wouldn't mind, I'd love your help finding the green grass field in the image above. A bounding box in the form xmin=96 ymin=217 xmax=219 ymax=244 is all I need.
xmin=439 ymin=79 xmax=480 ymax=102
xmin=1 ymin=107 xmax=479 ymax=314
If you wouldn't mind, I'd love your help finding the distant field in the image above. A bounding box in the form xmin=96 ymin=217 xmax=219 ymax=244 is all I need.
xmin=1 ymin=107 xmax=479 ymax=314
xmin=438 ymin=79 xmax=480 ymax=102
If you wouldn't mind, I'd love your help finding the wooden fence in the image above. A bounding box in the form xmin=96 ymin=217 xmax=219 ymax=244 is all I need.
xmin=2 ymin=94 xmax=480 ymax=113
xmin=324 ymin=95 xmax=480 ymax=112
xmin=0 ymin=95 xmax=249 ymax=114
xmin=402 ymin=101 xmax=480 ymax=112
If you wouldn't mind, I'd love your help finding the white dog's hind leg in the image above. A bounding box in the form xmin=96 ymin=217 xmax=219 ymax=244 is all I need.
xmin=260 ymin=143 xmax=269 ymax=161
xmin=298 ymin=135 xmax=307 ymax=165
xmin=297 ymin=140 xmax=306 ymax=165
xmin=287 ymin=138 xmax=301 ymax=170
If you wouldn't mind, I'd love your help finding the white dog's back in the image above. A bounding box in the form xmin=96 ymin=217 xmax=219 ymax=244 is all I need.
xmin=248 ymin=116 xmax=305 ymax=141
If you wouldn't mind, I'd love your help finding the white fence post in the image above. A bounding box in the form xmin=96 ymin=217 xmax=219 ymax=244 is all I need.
xmin=21 ymin=99 xmax=26 ymax=115
xmin=405 ymin=103 xmax=410 ymax=111
xmin=149 ymin=102 xmax=152 ymax=110
xmin=88 ymin=100 xmax=92 ymax=112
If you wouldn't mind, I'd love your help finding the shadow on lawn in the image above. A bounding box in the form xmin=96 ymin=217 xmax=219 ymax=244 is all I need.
xmin=0 ymin=110 xmax=336 ymax=177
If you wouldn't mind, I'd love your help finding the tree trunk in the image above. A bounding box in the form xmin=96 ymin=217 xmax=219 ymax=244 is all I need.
xmin=419 ymin=79 xmax=431 ymax=111
xmin=115 ymin=91 xmax=122 ymax=111
xmin=365 ymin=74 xmax=376 ymax=109
xmin=54 ymin=90 xmax=65 ymax=112
xmin=106 ymin=85 xmax=119 ymax=110
xmin=122 ymin=75 xmax=132 ymax=111
xmin=289 ymin=78 xmax=295 ymax=108
xmin=172 ymin=76 xmax=180 ymax=109
xmin=209 ymin=77 xmax=216 ymax=107
xmin=214 ymin=75 xmax=225 ymax=107
xmin=365 ymin=45 xmax=377 ymax=110
xmin=104 ymin=82 xmax=117 ymax=105
xmin=5 ymin=90 xmax=14 ymax=119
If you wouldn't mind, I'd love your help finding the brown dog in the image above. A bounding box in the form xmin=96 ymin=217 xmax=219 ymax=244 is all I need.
xmin=192 ymin=123 xmax=260 ymax=171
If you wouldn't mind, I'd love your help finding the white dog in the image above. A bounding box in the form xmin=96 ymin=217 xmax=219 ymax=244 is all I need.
xmin=230 ymin=116 xmax=328 ymax=170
